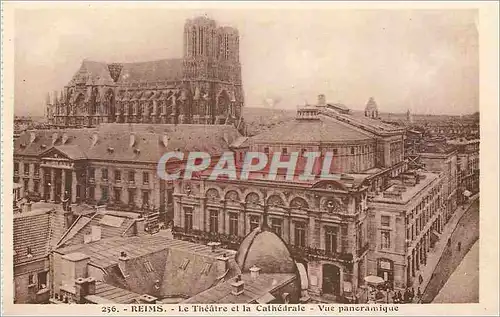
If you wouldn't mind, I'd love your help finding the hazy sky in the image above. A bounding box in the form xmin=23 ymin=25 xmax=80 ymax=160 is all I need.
xmin=14 ymin=6 xmax=479 ymax=116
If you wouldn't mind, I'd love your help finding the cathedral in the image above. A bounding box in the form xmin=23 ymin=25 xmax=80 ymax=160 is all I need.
xmin=46 ymin=16 xmax=244 ymax=128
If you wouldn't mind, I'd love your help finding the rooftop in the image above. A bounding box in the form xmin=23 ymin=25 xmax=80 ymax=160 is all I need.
xmin=14 ymin=124 xmax=242 ymax=162
xmin=182 ymin=273 xmax=296 ymax=304
xmin=13 ymin=204 xmax=67 ymax=265
xmin=372 ymin=172 xmax=439 ymax=204
xmin=250 ymin=114 xmax=374 ymax=143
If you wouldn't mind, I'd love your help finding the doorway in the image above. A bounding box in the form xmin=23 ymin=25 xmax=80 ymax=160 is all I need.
xmin=322 ymin=264 xmax=341 ymax=295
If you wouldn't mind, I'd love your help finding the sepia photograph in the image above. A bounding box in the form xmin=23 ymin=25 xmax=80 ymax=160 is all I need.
xmin=1 ymin=1 xmax=498 ymax=316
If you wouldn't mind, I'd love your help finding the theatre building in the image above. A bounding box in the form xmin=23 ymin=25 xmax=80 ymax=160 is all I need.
xmin=173 ymin=98 xmax=411 ymax=301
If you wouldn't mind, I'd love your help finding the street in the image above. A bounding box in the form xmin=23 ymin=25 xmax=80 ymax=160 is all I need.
xmin=420 ymin=199 xmax=479 ymax=303
xmin=433 ymin=240 xmax=479 ymax=303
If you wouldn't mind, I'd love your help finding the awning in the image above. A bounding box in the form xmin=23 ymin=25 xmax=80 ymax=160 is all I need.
xmin=430 ymin=230 xmax=440 ymax=244
xmin=364 ymin=275 xmax=385 ymax=285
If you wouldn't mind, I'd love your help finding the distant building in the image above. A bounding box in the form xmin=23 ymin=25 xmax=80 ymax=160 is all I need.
xmin=447 ymin=138 xmax=480 ymax=202
xmin=46 ymin=16 xmax=244 ymax=128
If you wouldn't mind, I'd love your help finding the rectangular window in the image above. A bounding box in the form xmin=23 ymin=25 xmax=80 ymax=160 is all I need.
xmin=142 ymin=191 xmax=150 ymax=207
xmin=333 ymin=148 xmax=338 ymax=155
xmin=282 ymin=148 xmax=288 ymax=155
xmin=101 ymin=168 xmax=108 ymax=181
xmin=89 ymin=168 xmax=95 ymax=181
xmin=143 ymin=172 xmax=149 ymax=184
xmin=357 ymin=223 xmax=363 ymax=250
xmin=88 ymin=186 xmax=95 ymax=200
xmin=28 ymin=274 xmax=34 ymax=285
xmin=229 ymin=213 xmax=239 ymax=236
xmin=294 ymin=221 xmax=306 ymax=247
xmin=209 ymin=210 xmax=219 ymax=233
xmin=144 ymin=260 xmax=154 ymax=273
xmin=325 ymin=227 xmax=338 ymax=254
xmin=33 ymin=180 xmax=40 ymax=193
xmin=115 ymin=170 xmax=121 ymax=182
xmin=34 ymin=164 xmax=40 ymax=176
xmin=351 ymin=147 xmax=355 ymax=155
xmin=114 ymin=188 xmax=121 ymax=202
xmin=264 ymin=147 xmax=269 ymax=154
xmin=37 ymin=271 xmax=47 ymax=290
xmin=184 ymin=208 xmax=193 ymax=231
xmin=301 ymin=148 xmax=307 ymax=155
xmin=249 ymin=215 xmax=260 ymax=231
xmin=128 ymin=171 xmax=135 ymax=183
xmin=381 ymin=215 xmax=390 ymax=227
xmin=24 ymin=179 xmax=29 ymax=191
xmin=381 ymin=230 xmax=391 ymax=249
xmin=167 ymin=189 xmax=174 ymax=204
xmin=270 ymin=218 xmax=282 ymax=237
xmin=128 ymin=189 xmax=135 ymax=205
xmin=24 ymin=163 xmax=30 ymax=175
xmin=101 ymin=187 xmax=108 ymax=200
xmin=27 ymin=246 xmax=33 ymax=256
xmin=14 ymin=162 xmax=19 ymax=174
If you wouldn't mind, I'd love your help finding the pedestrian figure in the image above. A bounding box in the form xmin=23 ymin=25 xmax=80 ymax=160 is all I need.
xmin=417 ymin=287 xmax=422 ymax=298
xmin=410 ymin=287 xmax=415 ymax=302
xmin=397 ymin=291 xmax=403 ymax=303
xmin=419 ymin=274 xmax=424 ymax=285
xmin=403 ymin=288 xmax=410 ymax=303
xmin=61 ymin=190 xmax=70 ymax=211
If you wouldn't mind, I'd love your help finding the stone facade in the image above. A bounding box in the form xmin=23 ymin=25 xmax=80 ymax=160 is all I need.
xmin=46 ymin=16 xmax=244 ymax=128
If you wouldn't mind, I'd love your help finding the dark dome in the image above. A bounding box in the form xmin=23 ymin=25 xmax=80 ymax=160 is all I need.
xmin=235 ymin=227 xmax=296 ymax=274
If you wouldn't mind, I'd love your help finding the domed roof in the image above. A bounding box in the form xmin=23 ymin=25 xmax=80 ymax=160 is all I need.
xmin=235 ymin=227 xmax=296 ymax=274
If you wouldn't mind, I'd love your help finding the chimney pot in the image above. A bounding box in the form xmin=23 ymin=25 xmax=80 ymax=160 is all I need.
xmin=250 ymin=265 xmax=261 ymax=279
xmin=138 ymin=294 xmax=158 ymax=304
xmin=231 ymin=275 xmax=245 ymax=296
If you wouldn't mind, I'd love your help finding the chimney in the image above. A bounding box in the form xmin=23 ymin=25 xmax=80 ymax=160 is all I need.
xmin=231 ymin=275 xmax=245 ymax=296
xmin=208 ymin=241 xmax=221 ymax=252
xmin=135 ymin=218 xmax=146 ymax=236
xmin=61 ymin=253 xmax=90 ymax=289
xmin=138 ymin=294 xmax=158 ymax=304
xmin=64 ymin=206 xmax=75 ymax=230
xmin=317 ymin=94 xmax=326 ymax=107
xmin=75 ymin=277 xmax=89 ymax=303
xmin=216 ymin=253 xmax=230 ymax=275
xmin=250 ymin=265 xmax=261 ymax=279
xmin=118 ymin=251 xmax=129 ymax=277
xmin=87 ymin=277 xmax=96 ymax=295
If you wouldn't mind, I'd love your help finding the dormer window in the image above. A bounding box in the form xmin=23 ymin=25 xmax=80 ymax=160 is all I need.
xmin=144 ymin=260 xmax=154 ymax=273
xmin=200 ymin=263 xmax=212 ymax=276
xmin=27 ymin=247 xmax=33 ymax=258
xmin=179 ymin=258 xmax=190 ymax=270
xmin=264 ymin=147 xmax=269 ymax=154
xmin=282 ymin=148 xmax=288 ymax=155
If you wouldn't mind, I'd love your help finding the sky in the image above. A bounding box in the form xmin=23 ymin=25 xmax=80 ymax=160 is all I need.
xmin=14 ymin=6 xmax=479 ymax=116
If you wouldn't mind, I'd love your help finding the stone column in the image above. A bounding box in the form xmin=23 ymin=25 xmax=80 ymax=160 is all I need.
xmin=50 ymin=168 xmax=55 ymax=202
xmin=200 ymin=197 xmax=207 ymax=232
xmin=40 ymin=168 xmax=46 ymax=201
xmin=308 ymin=214 xmax=316 ymax=248
xmin=61 ymin=169 xmax=67 ymax=201
xmin=71 ymin=170 xmax=77 ymax=203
